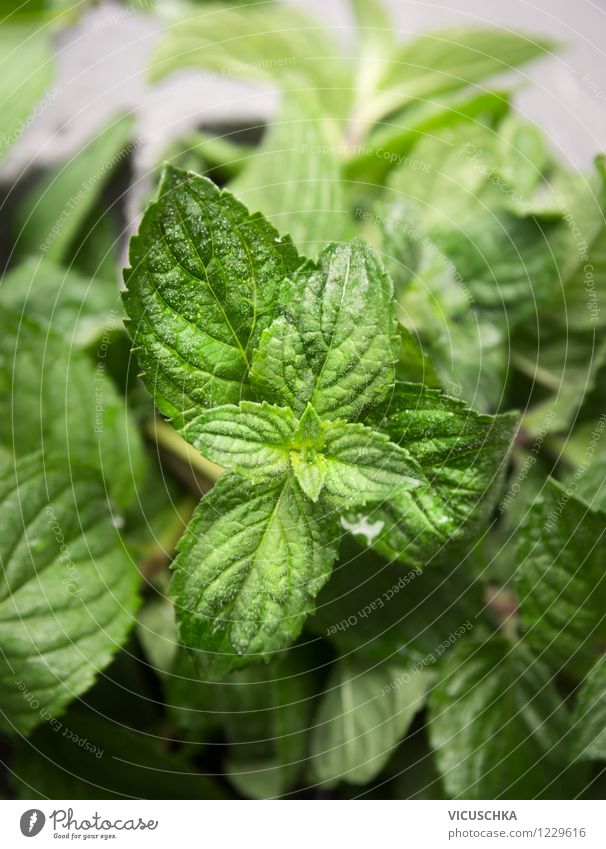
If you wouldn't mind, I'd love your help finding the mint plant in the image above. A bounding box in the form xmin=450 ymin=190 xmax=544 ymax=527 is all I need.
xmin=123 ymin=166 xmax=514 ymax=677
xmin=2 ymin=0 xmax=606 ymax=803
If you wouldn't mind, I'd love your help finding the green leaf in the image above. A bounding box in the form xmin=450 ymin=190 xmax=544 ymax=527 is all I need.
xmin=311 ymin=659 xmax=428 ymax=786
xmin=321 ymin=419 xmax=424 ymax=507
xmin=359 ymin=27 xmax=554 ymax=129
xmin=0 ymin=455 xmax=140 ymax=735
xmin=171 ymin=473 xmax=340 ymax=677
xmin=123 ymin=165 xmax=302 ymax=421
xmin=374 ymin=193 xmax=507 ymax=409
xmin=516 ymin=478 xmax=606 ymax=676
xmin=15 ymin=115 xmax=134 ymax=263
xmin=284 ymin=241 xmax=400 ymax=421
xmin=150 ymin=3 xmax=349 ymax=110
xmin=428 ymin=637 xmax=571 ymax=799
xmin=250 ymin=316 xmax=315 ymax=417
xmin=290 ymin=452 xmax=327 ymax=503
xmin=386 ymin=122 xmax=600 ymax=329
xmin=168 ymin=645 xmax=319 ymax=797
xmin=10 ymin=708 xmax=227 ymax=799
xmin=290 ymin=404 xmax=327 ymax=501
xmin=520 ymin=331 xmax=606 ymax=436
xmin=311 ymin=535 xmax=484 ymax=666
xmin=0 ymin=23 xmax=54 ymax=164
xmin=0 ymin=311 xmax=144 ymax=510
xmin=181 ymin=401 xmax=296 ymax=483
xmin=231 ymin=89 xmax=347 ymax=254
xmin=160 ymin=129 xmax=253 ymax=184
xmin=571 ymin=656 xmax=606 ymax=761
xmin=345 ymin=89 xmax=509 ymax=184
xmin=494 ymin=114 xmax=550 ymax=204
xmin=364 ymin=382 xmax=516 ymax=569
xmin=0 ymin=257 xmax=120 ymax=348
xmin=567 ymin=451 xmax=606 ymax=513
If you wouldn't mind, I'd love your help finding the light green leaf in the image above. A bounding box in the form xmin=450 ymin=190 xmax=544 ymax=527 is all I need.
xmin=123 ymin=165 xmax=302 ymax=421
xmin=571 ymin=656 xmax=606 ymax=761
xmin=345 ymin=88 xmax=509 ymax=184
xmin=516 ymin=478 xmax=606 ymax=676
xmin=375 ymin=193 xmax=507 ymax=409
xmin=0 ymin=257 xmax=120 ymax=347
xmin=360 ymin=27 xmax=554 ymax=129
xmin=284 ymin=241 xmax=400 ymax=421
xmin=386 ymin=122 xmax=600 ymax=328
xmin=290 ymin=452 xmax=327 ymax=503
xmin=0 ymin=311 xmax=144 ymax=510
xmin=364 ymin=382 xmax=516 ymax=569
xmin=428 ymin=637 xmax=571 ymax=799
xmin=160 ymin=129 xmax=253 ymax=184
xmin=150 ymin=3 xmax=348 ymax=109
xmin=231 ymin=89 xmax=347 ymax=254
xmin=322 ymin=419 xmax=425 ymax=507
xmin=311 ymin=659 xmax=428 ymax=786
xmin=494 ymin=113 xmax=550 ymax=205
xmin=0 ymin=455 xmax=140 ymax=735
xmin=290 ymin=404 xmax=327 ymax=501
xmin=521 ymin=333 xmax=606 ymax=436
xmin=171 ymin=473 xmax=340 ymax=678
xmin=0 ymin=23 xmax=53 ymax=163
xmin=15 ymin=115 xmax=134 ymax=263
xmin=181 ymin=401 xmax=296 ymax=483
xmin=250 ymin=316 xmax=315 ymax=417
xmin=528 ymin=156 xmax=606 ymax=324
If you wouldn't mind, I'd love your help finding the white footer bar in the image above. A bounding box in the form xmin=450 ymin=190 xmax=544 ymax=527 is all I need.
xmin=1 ymin=800 xmax=604 ymax=848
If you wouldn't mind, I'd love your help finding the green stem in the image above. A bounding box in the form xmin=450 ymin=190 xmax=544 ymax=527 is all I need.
xmin=144 ymin=418 xmax=222 ymax=484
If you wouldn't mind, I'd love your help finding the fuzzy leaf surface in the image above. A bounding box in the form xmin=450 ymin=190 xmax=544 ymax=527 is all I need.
xmin=283 ymin=241 xmax=399 ymax=421
xmin=181 ymin=401 xmax=296 ymax=483
xmin=321 ymin=419 xmax=425 ymax=507
xmin=172 ymin=473 xmax=340 ymax=677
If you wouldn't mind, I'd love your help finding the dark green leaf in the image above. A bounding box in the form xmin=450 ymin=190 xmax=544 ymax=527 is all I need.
xmin=428 ymin=637 xmax=571 ymax=799
xmin=123 ymin=165 xmax=302 ymax=421
xmin=311 ymin=535 xmax=484 ymax=666
xmin=516 ymin=478 xmax=606 ymax=676
xmin=10 ymin=709 xmax=226 ymax=799
xmin=363 ymin=382 xmax=516 ymax=569
xmin=571 ymin=656 xmax=606 ymax=761
xmin=311 ymin=658 xmax=428 ymax=786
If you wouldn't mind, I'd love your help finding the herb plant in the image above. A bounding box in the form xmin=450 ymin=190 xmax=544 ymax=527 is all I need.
xmin=1 ymin=0 xmax=606 ymax=802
